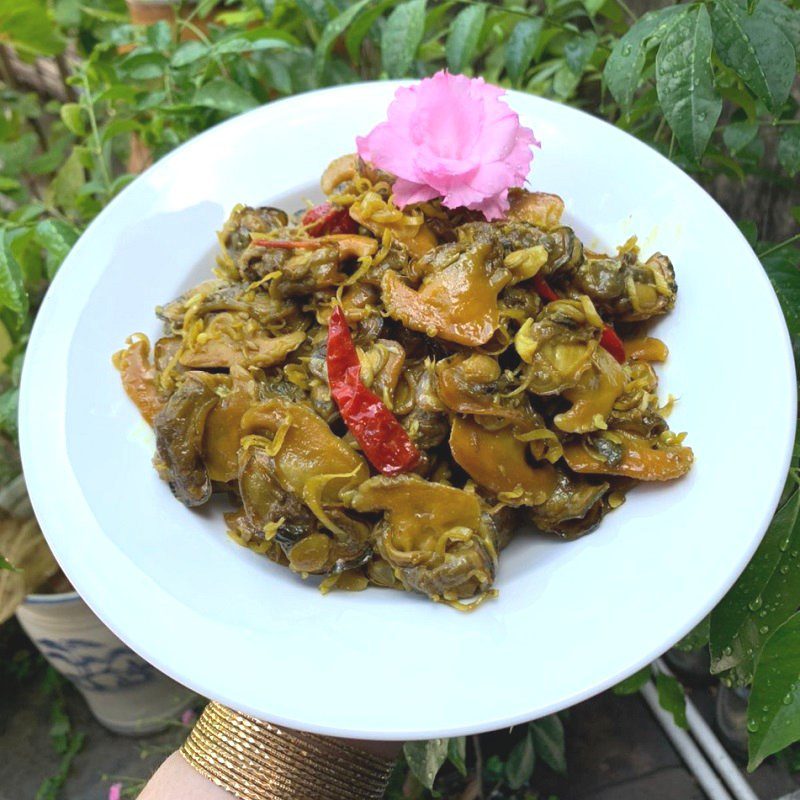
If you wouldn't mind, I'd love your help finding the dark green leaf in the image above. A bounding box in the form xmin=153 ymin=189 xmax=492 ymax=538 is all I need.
xmin=403 ymin=739 xmax=448 ymax=790
xmin=530 ymin=715 xmax=566 ymax=775
xmin=35 ymin=220 xmax=79 ymax=280
xmin=710 ymin=0 xmax=795 ymax=113
xmin=505 ymin=18 xmax=543 ymax=87
xmin=446 ymin=4 xmax=486 ymax=74
xmin=778 ymin=126 xmax=800 ymax=177
xmin=296 ymin=0 xmax=330 ymax=28
xmin=655 ymin=5 xmax=722 ymax=162
xmin=146 ymin=19 xmax=172 ymax=51
xmin=723 ymin=120 xmax=759 ymax=155
xmin=0 ymin=0 xmax=66 ymax=56
xmin=0 ymin=231 xmax=28 ymax=328
xmin=193 ymin=80 xmax=259 ymax=114
xmin=748 ymin=611 xmax=800 ymax=769
xmin=344 ymin=0 xmax=396 ymax=65
xmin=171 ymin=40 xmax=209 ymax=67
xmin=564 ymin=30 xmax=598 ymax=75
xmin=447 ymin=736 xmax=467 ymax=776
xmin=764 ymin=249 xmax=800 ymax=341
xmin=711 ymin=486 xmax=800 ymax=675
xmin=382 ymin=0 xmax=426 ymax=78
xmin=674 ymin=616 xmax=710 ymax=652
xmin=0 ymin=387 xmax=18 ymax=442
xmin=506 ymin=731 xmax=535 ymax=789
xmin=613 ymin=665 xmax=652 ymax=695
xmin=604 ymin=6 xmax=688 ymax=108
xmin=656 ymin=673 xmax=688 ymax=728
xmin=485 ymin=754 xmax=505 ymax=782
xmin=757 ymin=0 xmax=800 ymax=53
xmin=314 ymin=0 xmax=374 ymax=80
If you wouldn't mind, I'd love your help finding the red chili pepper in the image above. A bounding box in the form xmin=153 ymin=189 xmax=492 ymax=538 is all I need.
xmin=302 ymin=202 xmax=357 ymax=236
xmin=599 ymin=325 xmax=626 ymax=363
xmin=251 ymin=239 xmax=321 ymax=250
xmin=326 ymin=306 xmax=420 ymax=476
xmin=532 ymin=273 xmax=560 ymax=303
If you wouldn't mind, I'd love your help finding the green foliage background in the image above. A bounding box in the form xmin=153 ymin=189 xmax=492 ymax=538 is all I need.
xmin=1 ymin=0 xmax=799 ymax=794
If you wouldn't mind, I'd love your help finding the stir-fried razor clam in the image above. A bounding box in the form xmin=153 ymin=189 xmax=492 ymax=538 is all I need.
xmin=115 ymin=155 xmax=692 ymax=609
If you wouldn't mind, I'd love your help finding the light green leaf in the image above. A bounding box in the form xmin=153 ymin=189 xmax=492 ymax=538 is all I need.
xmin=446 ymin=3 xmax=486 ymax=74
xmin=193 ymin=79 xmax=259 ymax=114
xmin=0 ymin=0 xmax=66 ymax=56
xmin=778 ymin=126 xmax=800 ymax=177
xmin=314 ymin=0 xmax=374 ymax=80
xmin=655 ymin=5 xmax=721 ymax=163
xmin=0 ymin=232 xmax=28 ymax=329
xmin=530 ymin=715 xmax=566 ymax=775
xmin=171 ymin=40 xmax=209 ymax=67
xmin=447 ymin=736 xmax=467 ymax=777
xmin=213 ymin=36 xmax=289 ymax=55
xmin=59 ymin=103 xmax=85 ymax=136
xmin=382 ymin=0 xmax=426 ymax=78
xmin=613 ymin=665 xmax=652 ymax=695
xmin=505 ymin=730 xmax=535 ymax=789
xmin=710 ymin=0 xmax=795 ymax=113
xmin=0 ymin=553 xmax=18 ymax=571
xmin=46 ymin=146 xmax=86 ymax=211
xmin=655 ymin=673 xmax=688 ymax=729
xmin=505 ymin=18 xmax=543 ymax=87
xmin=582 ymin=0 xmax=606 ymax=16
xmin=564 ymin=30 xmax=598 ymax=75
xmin=711 ymin=486 xmax=800 ymax=675
xmin=723 ymin=120 xmax=759 ymax=155
xmin=604 ymin=5 xmax=688 ymax=108
xmin=748 ymin=611 xmax=800 ymax=769
xmin=403 ymin=739 xmax=448 ymax=790
xmin=35 ymin=219 xmax=79 ymax=280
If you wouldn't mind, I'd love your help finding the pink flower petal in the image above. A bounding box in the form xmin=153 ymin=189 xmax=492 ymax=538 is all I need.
xmin=108 ymin=783 xmax=122 ymax=800
xmin=356 ymin=70 xmax=538 ymax=219
xmin=181 ymin=709 xmax=197 ymax=726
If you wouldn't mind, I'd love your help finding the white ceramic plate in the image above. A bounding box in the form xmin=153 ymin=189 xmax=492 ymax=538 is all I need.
xmin=20 ymin=82 xmax=796 ymax=740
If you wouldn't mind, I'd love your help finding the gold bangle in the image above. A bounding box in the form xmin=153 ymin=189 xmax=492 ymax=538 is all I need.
xmin=180 ymin=702 xmax=396 ymax=800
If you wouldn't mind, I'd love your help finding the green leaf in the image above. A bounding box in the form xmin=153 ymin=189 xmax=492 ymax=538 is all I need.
xmin=505 ymin=18 xmax=543 ymax=87
xmin=564 ymin=30 xmax=597 ymax=76
xmin=403 ymin=739 xmax=448 ymax=790
xmin=0 ymin=553 xmax=18 ymax=571
xmin=344 ymin=0 xmax=396 ymax=65
xmin=505 ymin=731 xmax=535 ymax=789
xmin=778 ymin=126 xmax=800 ymax=178
xmin=530 ymin=715 xmax=566 ymax=775
xmin=655 ymin=5 xmax=721 ymax=163
xmin=0 ymin=387 xmax=19 ymax=441
xmin=613 ymin=665 xmax=652 ymax=695
xmin=213 ymin=36 xmax=289 ymax=55
xmin=748 ymin=611 xmax=800 ymax=769
xmin=445 ymin=3 xmax=486 ymax=74
xmin=59 ymin=103 xmax=85 ymax=137
xmin=711 ymin=486 xmax=800 ymax=675
xmin=604 ymin=5 xmax=688 ymax=108
xmin=35 ymin=219 xmax=79 ymax=280
xmin=674 ymin=616 xmax=710 ymax=652
xmin=382 ymin=0 xmax=426 ymax=78
xmin=171 ymin=40 xmax=209 ymax=67
xmin=763 ymin=250 xmax=800 ymax=340
xmin=582 ymin=0 xmax=606 ymax=16
xmin=193 ymin=79 xmax=259 ymax=114
xmin=447 ymin=736 xmax=467 ymax=777
xmin=656 ymin=673 xmax=688 ymax=729
xmin=723 ymin=120 xmax=759 ymax=155
xmin=757 ymin=0 xmax=800 ymax=53
xmin=314 ymin=0 xmax=374 ymax=81
xmin=120 ymin=51 xmax=167 ymax=81
xmin=46 ymin=146 xmax=86 ymax=211
xmin=0 ymin=0 xmax=66 ymax=56
xmin=0 ymin=231 xmax=29 ymax=328
xmin=146 ymin=19 xmax=172 ymax=51
xmin=710 ymin=0 xmax=795 ymax=113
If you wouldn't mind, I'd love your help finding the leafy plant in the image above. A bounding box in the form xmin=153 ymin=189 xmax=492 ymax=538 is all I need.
xmin=1 ymin=0 xmax=799 ymax=792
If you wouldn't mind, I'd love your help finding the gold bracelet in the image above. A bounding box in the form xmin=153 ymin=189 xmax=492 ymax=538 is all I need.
xmin=180 ymin=702 xmax=396 ymax=800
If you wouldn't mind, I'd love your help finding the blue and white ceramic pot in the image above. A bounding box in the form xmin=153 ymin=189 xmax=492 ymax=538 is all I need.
xmin=16 ymin=592 xmax=196 ymax=735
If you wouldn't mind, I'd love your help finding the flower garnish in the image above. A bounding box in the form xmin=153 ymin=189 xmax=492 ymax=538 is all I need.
xmin=108 ymin=783 xmax=122 ymax=800
xmin=356 ymin=70 xmax=538 ymax=220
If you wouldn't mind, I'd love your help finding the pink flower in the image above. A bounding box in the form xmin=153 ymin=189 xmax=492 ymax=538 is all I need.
xmin=181 ymin=709 xmax=197 ymax=726
xmin=108 ymin=783 xmax=122 ymax=800
xmin=357 ymin=71 xmax=539 ymax=220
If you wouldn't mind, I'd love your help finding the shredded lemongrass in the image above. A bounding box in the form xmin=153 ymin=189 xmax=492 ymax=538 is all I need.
xmin=302 ymin=466 xmax=362 ymax=538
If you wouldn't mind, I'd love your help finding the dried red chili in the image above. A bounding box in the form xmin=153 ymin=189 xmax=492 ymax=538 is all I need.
xmin=599 ymin=325 xmax=626 ymax=364
xmin=532 ymin=273 xmax=560 ymax=303
xmin=326 ymin=306 xmax=420 ymax=476
xmin=302 ymin=202 xmax=357 ymax=236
